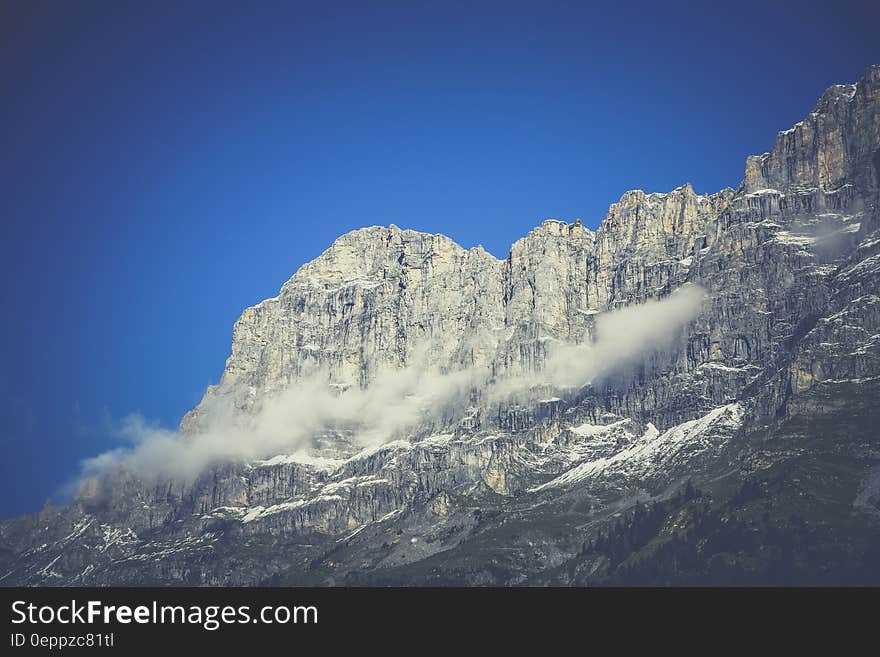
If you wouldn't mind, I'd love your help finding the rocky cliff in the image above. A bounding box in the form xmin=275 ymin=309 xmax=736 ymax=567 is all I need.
xmin=2 ymin=65 xmax=880 ymax=586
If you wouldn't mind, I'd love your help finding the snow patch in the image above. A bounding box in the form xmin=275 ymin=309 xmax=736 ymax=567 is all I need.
xmin=698 ymin=362 xmax=759 ymax=373
xmin=241 ymin=495 xmax=344 ymax=523
xmin=255 ymin=452 xmax=344 ymax=471
xmin=568 ymin=418 xmax=629 ymax=437
xmin=532 ymin=404 xmax=743 ymax=492
xmin=769 ymin=231 xmax=816 ymax=247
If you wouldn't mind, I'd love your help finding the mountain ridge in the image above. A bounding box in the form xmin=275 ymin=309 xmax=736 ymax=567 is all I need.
xmin=2 ymin=65 xmax=879 ymax=586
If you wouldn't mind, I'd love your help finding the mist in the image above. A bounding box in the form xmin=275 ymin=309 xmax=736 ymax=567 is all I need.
xmin=489 ymin=285 xmax=706 ymax=398
xmin=76 ymin=285 xmax=705 ymax=488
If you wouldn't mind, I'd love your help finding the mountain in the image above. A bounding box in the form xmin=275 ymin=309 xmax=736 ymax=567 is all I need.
xmin=2 ymin=65 xmax=880 ymax=586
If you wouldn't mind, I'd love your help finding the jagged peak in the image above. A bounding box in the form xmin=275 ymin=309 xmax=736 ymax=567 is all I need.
xmin=252 ymin=65 xmax=878 ymax=313
xmin=271 ymin=225 xmax=474 ymax=294
xmin=537 ymin=218 xmax=593 ymax=234
xmin=329 ymin=223 xmax=451 ymax=243
xmin=311 ymin=224 xmax=472 ymax=261
xmin=772 ymin=67 xmax=879 ymax=140
xmin=609 ymin=182 xmax=728 ymax=210
xmin=806 ymin=65 xmax=879 ymax=119
xmin=744 ymin=64 xmax=879 ymax=193
xmin=615 ymin=182 xmax=693 ymax=201
xmin=509 ymin=219 xmax=594 ymax=252
xmin=816 ymin=83 xmax=858 ymax=110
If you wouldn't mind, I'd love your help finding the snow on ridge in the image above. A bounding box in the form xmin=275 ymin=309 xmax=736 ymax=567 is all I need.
xmin=418 ymin=433 xmax=456 ymax=445
xmin=778 ymin=121 xmax=805 ymax=136
xmin=239 ymin=472 xmax=392 ymax=524
xmin=745 ymin=188 xmax=783 ymax=197
xmin=698 ymin=362 xmax=760 ymax=373
xmin=347 ymin=439 xmax=413 ymax=463
xmin=248 ymin=296 xmax=279 ymax=312
xmin=255 ymin=452 xmax=345 ymax=471
xmin=568 ymin=418 xmax=630 ymax=437
xmin=322 ymin=474 xmax=389 ymax=494
xmin=241 ymin=495 xmax=345 ymax=523
xmin=530 ymin=403 xmax=743 ymax=492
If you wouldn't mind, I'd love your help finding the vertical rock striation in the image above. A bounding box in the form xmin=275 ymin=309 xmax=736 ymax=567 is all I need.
xmin=3 ymin=65 xmax=880 ymax=586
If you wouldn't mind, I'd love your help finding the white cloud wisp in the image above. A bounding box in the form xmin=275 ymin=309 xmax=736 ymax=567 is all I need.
xmin=76 ymin=285 xmax=705 ymax=487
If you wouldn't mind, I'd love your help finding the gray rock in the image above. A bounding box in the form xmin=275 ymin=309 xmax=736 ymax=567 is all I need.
xmin=2 ymin=65 xmax=880 ymax=587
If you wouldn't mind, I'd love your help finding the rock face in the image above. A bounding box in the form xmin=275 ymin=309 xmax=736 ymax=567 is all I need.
xmin=3 ymin=65 xmax=880 ymax=586
xmin=185 ymin=184 xmax=733 ymax=431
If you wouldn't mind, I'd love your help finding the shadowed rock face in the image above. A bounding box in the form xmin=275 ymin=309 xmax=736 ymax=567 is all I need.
xmin=2 ymin=66 xmax=880 ymax=587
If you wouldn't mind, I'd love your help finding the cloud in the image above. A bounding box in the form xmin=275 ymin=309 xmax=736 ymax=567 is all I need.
xmin=490 ymin=284 xmax=705 ymax=398
xmin=75 ymin=285 xmax=705 ymax=488
xmin=552 ymin=283 xmax=704 ymax=383
xmin=76 ymin=361 xmax=483 ymax=486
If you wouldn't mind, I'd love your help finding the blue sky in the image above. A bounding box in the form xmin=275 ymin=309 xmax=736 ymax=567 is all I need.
xmin=1 ymin=0 xmax=878 ymax=517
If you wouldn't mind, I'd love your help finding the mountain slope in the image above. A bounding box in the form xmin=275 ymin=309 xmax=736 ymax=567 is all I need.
xmin=2 ymin=65 xmax=879 ymax=586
